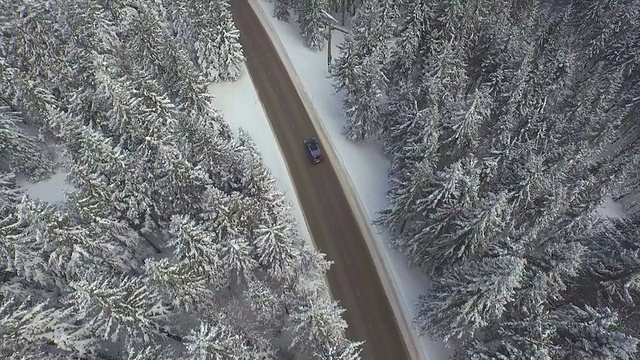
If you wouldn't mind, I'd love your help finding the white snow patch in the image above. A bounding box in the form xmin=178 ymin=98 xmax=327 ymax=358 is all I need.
xmin=17 ymin=169 xmax=74 ymax=204
xmin=597 ymin=196 xmax=627 ymax=219
xmin=207 ymin=63 xmax=314 ymax=250
xmin=254 ymin=1 xmax=449 ymax=358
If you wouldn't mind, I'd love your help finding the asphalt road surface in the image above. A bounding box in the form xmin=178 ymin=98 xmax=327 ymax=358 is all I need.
xmin=230 ymin=1 xmax=411 ymax=359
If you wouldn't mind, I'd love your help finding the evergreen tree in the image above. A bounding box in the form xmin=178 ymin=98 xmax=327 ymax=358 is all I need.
xmin=144 ymin=258 xmax=212 ymax=312
xmin=587 ymin=215 xmax=640 ymax=304
xmin=154 ymin=144 xmax=209 ymax=218
xmin=175 ymin=106 xmax=232 ymax=176
xmin=341 ymin=55 xmax=385 ymax=141
xmin=274 ymin=0 xmax=291 ymax=21
xmin=287 ymin=294 xmax=351 ymax=359
xmin=242 ymin=279 xmax=281 ymax=326
xmin=0 ymin=296 xmax=93 ymax=356
xmin=314 ymin=340 xmax=363 ymax=360
xmin=1 ymin=197 xmax=104 ymax=287
xmin=296 ymin=0 xmax=329 ymax=50
xmin=183 ymin=320 xmax=271 ymax=360
xmin=122 ymin=342 xmax=175 ymax=360
xmin=0 ymin=107 xmax=53 ymax=181
xmin=331 ymin=0 xmax=392 ymax=141
xmin=549 ymin=305 xmax=638 ymax=360
xmin=0 ymin=171 xmax=21 ymax=215
xmin=384 ymin=0 xmax=425 ymax=87
xmin=0 ymin=0 xmax=66 ymax=123
xmin=210 ymin=0 xmax=245 ymax=82
xmin=378 ymin=159 xmax=433 ymax=237
xmin=460 ymin=318 xmax=553 ymax=360
xmin=442 ymin=86 xmax=492 ymax=154
xmin=65 ymin=274 xmax=171 ymax=347
xmin=254 ymin=215 xmax=300 ymax=280
xmin=416 ymin=255 xmax=526 ymax=343
xmin=114 ymin=0 xmax=169 ymax=80
xmin=167 ymin=214 xmax=224 ymax=286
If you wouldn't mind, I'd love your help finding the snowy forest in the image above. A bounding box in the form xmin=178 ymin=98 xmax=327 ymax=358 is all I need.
xmin=0 ymin=0 xmax=362 ymax=359
xmin=280 ymin=0 xmax=640 ymax=358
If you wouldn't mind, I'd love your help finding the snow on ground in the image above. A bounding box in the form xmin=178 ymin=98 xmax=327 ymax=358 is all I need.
xmin=17 ymin=169 xmax=73 ymax=204
xmin=17 ymin=148 xmax=74 ymax=204
xmin=207 ymin=63 xmax=314 ymax=251
xmin=252 ymin=1 xmax=449 ymax=358
xmin=597 ymin=196 xmax=627 ymax=219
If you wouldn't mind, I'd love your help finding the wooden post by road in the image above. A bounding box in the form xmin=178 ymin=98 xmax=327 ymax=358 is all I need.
xmin=327 ymin=24 xmax=332 ymax=70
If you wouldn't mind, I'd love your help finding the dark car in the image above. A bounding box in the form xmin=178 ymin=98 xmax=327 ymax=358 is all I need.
xmin=304 ymin=137 xmax=323 ymax=164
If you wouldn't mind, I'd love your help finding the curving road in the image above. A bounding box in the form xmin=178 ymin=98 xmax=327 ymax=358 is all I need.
xmin=230 ymin=1 xmax=411 ymax=359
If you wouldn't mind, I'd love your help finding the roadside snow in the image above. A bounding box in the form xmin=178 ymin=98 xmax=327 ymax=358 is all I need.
xmin=252 ymin=1 xmax=449 ymax=359
xmin=207 ymin=64 xmax=314 ymax=250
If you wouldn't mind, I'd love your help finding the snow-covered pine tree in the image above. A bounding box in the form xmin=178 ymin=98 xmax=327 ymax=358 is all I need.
xmin=0 ymin=171 xmax=21 ymax=214
xmin=341 ymin=56 xmax=385 ymax=142
xmin=210 ymin=0 xmax=244 ymax=82
xmin=377 ymin=159 xmax=433 ymax=237
xmin=167 ymin=214 xmax=224 ymax=286
xmin=415 ymin=255 xmax=526 ymax=344
xmin=154 ymin=144 xmax=209 ymax=219
xmin=381 ymin=155 xmax=481 ymax=272
xmin=115 ymin=0 xmax=209 ymax=111
xmin=65 ymin=274 xmax=172 ymax=348
xmin=274 ymin=0 xmax=291 ymax=21
xmin=175 ymin=108 xmax=233 ymax=187
xmin=0 ymin=296 xmax=93 ymax=357
xmin=253 ymin=215 xmax=301 ymax=281
xmin=0 ymin=107 xmax=53 ymax=181
xmin=314 ymin=340 xmax=363 ymax=360
xmin=442 ymin=86 xmax=491 ymax=155
xmin=114 ymin=0 xmax=168 ymax=80
xmin=548 ymin=305 xmax=638 ymax=360
xmin=144 ymin=258 xmax=212 ymax=312
xmin=236 ymin=128 xmax=280 ymax=199
xmin=515 ymin=239 xmax=587 ymax=318
xmin=53 ymin=115 xmax=153 ymax=262
xmin=458 ymin=317 xmax=553 ymax=360
xmin=121 ymin=341 xmax=175 ymax=360
xmin=192 ymin=13 xmax=221 ymax=83
xmin=1 ymin=197 xmax=106 ymax=287
xmin=383 ymin=0 xmax=424 ymax=88
xmin=183 ymin=319 xmax=274 ymax=360
xmin=173 ymin=0 xmax=244 ymax=84
xmin=296 ymin=0 xmax=330 ymax=50
xmin=382 ymin=90 xmax=442 ymax=188
xmin=219 ymin=229 xmax=260 ymax=285
xmin=242 ymin=279 xmax=282 ymax=327
xmin=287 ymin=293 xmax=351 ymax=359
xmin=326 ymin=0 xmax=364 ymax=25
xmin=438 ymin=191 xmax=511 ymax=261
xmin=0 ymin=0 xmax=69 ymax=125
xmin=586 ymin=214 xmax=640 ymax=305
xmin=331 ymin=0 xmax=391 ymax=141
xmin=163 ymin=0 xmax=196 ymax=53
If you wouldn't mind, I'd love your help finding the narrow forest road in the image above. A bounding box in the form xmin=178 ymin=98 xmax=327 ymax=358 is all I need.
xmin=230 ymin=1 xmax=412 ymax=359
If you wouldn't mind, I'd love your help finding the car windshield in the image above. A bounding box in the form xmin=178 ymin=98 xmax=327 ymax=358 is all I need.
xmin=308 ymin=142 xmax=318 ymax=151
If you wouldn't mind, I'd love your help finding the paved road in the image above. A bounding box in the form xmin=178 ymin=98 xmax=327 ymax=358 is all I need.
xmin=230 ymin=2 xmax=411 ymax=359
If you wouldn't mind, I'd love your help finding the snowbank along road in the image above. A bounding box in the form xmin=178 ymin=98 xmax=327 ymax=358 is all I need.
xmin=230 ymin=1 xmax=411 ymax=359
